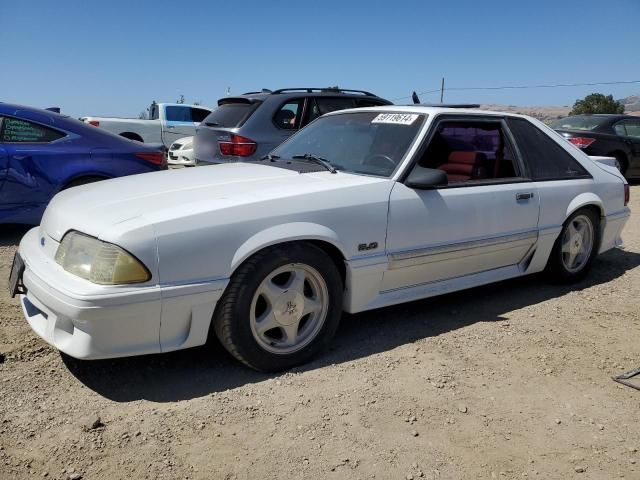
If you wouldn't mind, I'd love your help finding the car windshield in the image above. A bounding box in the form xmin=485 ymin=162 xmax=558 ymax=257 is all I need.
xmin=271 ymin=111 xmax=426 ymax=177
xmin=550 ymin=116 xmax=608 ymax=131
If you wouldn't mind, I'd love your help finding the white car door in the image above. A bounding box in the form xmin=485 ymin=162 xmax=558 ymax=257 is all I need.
xmin=383 ymin=115 xmax=540 ymax=292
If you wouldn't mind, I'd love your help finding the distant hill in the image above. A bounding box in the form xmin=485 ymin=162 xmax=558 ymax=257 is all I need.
xmin=481 ymin=94 xmax=640 ymax=123
xmin=618 ymin=95 xmax=640 ymax=112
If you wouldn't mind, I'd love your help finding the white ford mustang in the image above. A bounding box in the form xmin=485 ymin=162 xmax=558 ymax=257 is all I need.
xmin=10 ymin=106 xmax=631 ymax=371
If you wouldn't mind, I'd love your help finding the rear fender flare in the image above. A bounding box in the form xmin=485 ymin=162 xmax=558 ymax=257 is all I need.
xmin=565 ymin=193 xmax=605 ymax=241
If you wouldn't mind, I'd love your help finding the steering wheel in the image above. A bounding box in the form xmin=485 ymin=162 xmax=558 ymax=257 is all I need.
xmin=363 ymin=154 xmax=396 ymax=169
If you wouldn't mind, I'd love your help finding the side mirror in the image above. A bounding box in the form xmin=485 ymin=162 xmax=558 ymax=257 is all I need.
xmin=405 ymin=165 xmax=448 ymax=190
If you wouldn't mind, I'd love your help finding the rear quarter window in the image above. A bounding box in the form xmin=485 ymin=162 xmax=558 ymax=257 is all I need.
xmin=508 ymin=118 xmax=590 ymax=180
xmin=0 ymin=117 xmax=66 ymax=143
xmin=203 ymin=102 xmax=261 ymax=128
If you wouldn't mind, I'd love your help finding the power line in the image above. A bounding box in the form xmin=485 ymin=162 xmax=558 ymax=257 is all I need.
xmin=391 ymin=79 xmax=640 ymax=102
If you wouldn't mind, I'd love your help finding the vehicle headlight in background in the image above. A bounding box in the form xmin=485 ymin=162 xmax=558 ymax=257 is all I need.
xmin=54 ymin=231 xmax=150 ymax=284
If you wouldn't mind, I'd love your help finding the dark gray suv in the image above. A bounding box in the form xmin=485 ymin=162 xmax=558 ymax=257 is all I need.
xmin=194 ymin=87 xmax=392 ymax=164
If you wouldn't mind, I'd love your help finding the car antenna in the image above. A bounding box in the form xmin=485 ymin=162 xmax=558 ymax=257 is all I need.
xmin=412 ymin=91 xmax=421 ymax=104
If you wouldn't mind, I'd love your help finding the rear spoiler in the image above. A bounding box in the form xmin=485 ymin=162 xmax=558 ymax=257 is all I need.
xmin=218 ymin=97 xmax=260 ymax=106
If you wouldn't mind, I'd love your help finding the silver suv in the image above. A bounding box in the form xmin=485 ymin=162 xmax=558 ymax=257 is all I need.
xmin=194 ymin=87 xmax=391 ymax=164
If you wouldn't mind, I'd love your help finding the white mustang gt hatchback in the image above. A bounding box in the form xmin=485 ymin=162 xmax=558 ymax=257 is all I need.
xmin=10 ymin=106 xmax=630 ymax=371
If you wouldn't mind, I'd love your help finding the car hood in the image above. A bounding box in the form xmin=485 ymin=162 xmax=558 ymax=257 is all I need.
xmin=41 ymin=163 xmax=387 ymax=241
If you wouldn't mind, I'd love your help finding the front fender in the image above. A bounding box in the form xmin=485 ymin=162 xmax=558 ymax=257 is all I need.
xmin=230 ymin=222 xmax=347 ymax=273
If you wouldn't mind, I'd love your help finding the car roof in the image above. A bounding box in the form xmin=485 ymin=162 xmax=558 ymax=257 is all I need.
xmin=0 ymin=102 xmax=77 ymax=128
xmin=322 ymin=104 xmax=531 ymax=119
xmin=218 ymin=88 xmax=391 ymax=105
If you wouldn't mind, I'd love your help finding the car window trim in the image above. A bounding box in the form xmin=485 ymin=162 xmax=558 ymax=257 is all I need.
xmin=0 ymin=115 xmax=68 ymax=145
xmin=399 ymin=113 xmax=531 ymax=187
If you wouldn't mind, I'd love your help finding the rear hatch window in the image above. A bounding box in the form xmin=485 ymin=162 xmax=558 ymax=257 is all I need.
xmin=202 ymin=100 xmax=261 ymax=128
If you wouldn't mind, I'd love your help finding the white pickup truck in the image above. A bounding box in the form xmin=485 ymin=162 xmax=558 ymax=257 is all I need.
xmin=81 ymin=102 xmax=213 ymax=147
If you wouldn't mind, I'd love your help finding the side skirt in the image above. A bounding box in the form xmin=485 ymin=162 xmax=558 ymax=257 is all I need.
xmin=349 ymin=263 xmax=526 ymax=313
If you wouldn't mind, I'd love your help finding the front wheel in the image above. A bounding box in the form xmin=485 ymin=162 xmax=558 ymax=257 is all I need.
xmin=213 ymin=243 xmax=343 ymax=371
xmin=545 ymin=208 xmax=600 ymax=283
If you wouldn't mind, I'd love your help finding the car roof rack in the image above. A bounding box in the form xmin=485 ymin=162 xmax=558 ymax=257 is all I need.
xmin=271 ymin=87 xmax=377 ymax=96
xmin=411 ymin=103 xmax=481 ymax=108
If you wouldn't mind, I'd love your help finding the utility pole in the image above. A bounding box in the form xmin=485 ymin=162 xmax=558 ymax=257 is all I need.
xmin=440 ymin=77 xmax=445 ymax=103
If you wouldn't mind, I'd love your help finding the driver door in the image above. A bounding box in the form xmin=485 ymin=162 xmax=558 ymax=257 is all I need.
xmin=383 ymin=115 xmax=540 ymax=293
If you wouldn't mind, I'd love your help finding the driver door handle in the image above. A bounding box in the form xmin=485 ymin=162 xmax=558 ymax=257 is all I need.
xmin=516 ymin=192 xmax=533 ymax=201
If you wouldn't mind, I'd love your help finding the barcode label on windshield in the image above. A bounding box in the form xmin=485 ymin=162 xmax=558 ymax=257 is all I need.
xmin=372 ymin=113 xmax=419 ymax=125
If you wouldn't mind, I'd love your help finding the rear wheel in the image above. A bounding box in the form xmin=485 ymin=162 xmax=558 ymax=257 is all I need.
xmin=213 ymin=243 xmax=343 ymax=372
xmin=545 ymin=208 xmax=600 ymax=283
xmin=611 ymin=152 xmax=628 ymax=176
xmin=120 ymin=132 xmax=144 ymax=142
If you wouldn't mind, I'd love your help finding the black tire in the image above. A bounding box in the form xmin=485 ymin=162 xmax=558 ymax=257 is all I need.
xmin=611 ymin=152 xmax=628 ymax=176
xmin=213 ymin=242 xmax=343 ymax=372
xmin=545 ymin=208 xmax=600 ymax=283
xmin=120 ymin=132 xmax=144 ymax=142
xmin=62 ymin=176 xmax=107 ymax=190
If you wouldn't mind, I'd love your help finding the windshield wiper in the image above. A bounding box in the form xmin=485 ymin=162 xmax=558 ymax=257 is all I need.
xmin=204 ymin=121 xmax=221 ymax=127
xmin=291 ymin=154 xmax=337 ymax=174
xmin=260 ymin=154 xmax=280 ymax=161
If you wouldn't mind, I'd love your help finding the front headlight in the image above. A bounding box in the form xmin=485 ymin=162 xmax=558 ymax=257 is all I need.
xmin=54 ymin=231 xmax=150 ymax=285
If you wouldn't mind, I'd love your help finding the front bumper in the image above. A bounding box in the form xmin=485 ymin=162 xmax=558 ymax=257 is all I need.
xmin=18 ymin=227 xmax=227 ymax=359
xmin=167 ymin=149 xmax=196 ymax=166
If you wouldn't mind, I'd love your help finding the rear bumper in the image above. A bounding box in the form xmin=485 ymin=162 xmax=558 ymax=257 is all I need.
xmin=18 ymin=227 xmax=227 ymax=360
xmin=599 ymin=208 xmax=631 ymax=253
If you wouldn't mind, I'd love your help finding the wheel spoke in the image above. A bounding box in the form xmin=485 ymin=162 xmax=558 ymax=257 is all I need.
xmin=567 ymin=250 xmax=577 ymax=269
xmin=259 ymin=280 xmax=286 ymax=305
xmin=281 ymin=322 xmax=300 ymax=346
xmin=286 ymin=268 xmax=306 ymax=295
xmin=561 ymin=237 xmax=572 ymax=253
xmin=255 ymin=310 xmax=279 ymax=335
xmin=568 ymin=222 xmax=578 ymax=238
xmin=302 ymin=297 xmax=323 ymax=317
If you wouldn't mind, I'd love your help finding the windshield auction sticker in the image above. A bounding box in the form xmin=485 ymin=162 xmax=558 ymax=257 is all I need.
xmin=371 ymin=113 xmax=419 ymax=125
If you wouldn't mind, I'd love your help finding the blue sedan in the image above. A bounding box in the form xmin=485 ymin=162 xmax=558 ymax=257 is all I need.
xmin=0 ymin=103 xmax=166 ymax=225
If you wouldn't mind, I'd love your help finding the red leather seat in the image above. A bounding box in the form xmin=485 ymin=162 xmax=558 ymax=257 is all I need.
xmin=438 ymin=151 xmax=487 ymax=182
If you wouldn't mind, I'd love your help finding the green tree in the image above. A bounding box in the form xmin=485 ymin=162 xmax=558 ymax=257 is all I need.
xmin=570 ymin=93 xmax=625 ymax=115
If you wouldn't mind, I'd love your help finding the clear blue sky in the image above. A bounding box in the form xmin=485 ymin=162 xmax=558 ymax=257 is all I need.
xmin=2 ymin=0 xmax=639 ymax=117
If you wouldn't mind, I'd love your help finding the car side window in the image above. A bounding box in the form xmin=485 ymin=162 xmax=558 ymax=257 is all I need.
xmin=0 ymin=116 xmax=65 ymax=143
xmin=619 ymin=120 xmax=640 ymax=139
xmin=613 ymin=122 xmax=627 ymax=136
xmin=191 ymin=108 xmax=211 ymax=123
xmin=418 ymin=119 xmax=521 ymax=184
xmin=273 ymin=99 xmax=304 ymax=130
xmin=165 ymin=106 xmax=194 ymax=123
xmin=355 ymin=99 xmax=385 ymax=107
xmin=304 ymin=97 xmax=356 ymax=125
xmin=507 ymin=118 xmax=590 ymax=180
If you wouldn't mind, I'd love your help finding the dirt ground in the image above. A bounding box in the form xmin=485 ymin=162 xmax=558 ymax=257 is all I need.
xmin=1 ymin=188 xmax=639 ymax=480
